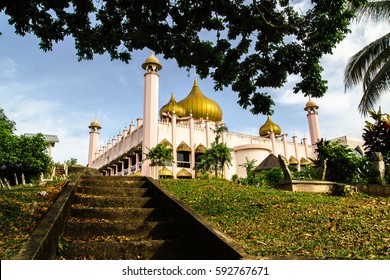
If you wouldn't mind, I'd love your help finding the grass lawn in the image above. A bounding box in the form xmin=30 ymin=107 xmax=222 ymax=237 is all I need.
xmin=0 ymin=180 xmax=68 ymax=259
xmin=160 ymin=179 xmax=390 ymax=260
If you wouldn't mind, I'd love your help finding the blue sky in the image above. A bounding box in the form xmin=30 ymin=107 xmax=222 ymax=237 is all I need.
xmin=0 ymin=10 xmax=389 ymax=165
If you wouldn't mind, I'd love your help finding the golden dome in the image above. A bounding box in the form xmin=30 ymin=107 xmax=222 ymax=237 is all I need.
xmin=159 ymin=93 xmax=186 ymax=118
xmin=304 ymin=97 xmax=319 ymax=111
xmin=178 ymin=80 xmax=223 ymax=122
xmin=142 ymin=53 xmax=162 ymax=70
xmin=89 ymin=119 xmax=101 ymax=129
xmin=259 ymin=115 xmax=281 ymax=136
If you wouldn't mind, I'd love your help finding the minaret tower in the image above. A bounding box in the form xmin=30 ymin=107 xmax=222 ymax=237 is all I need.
xmin=304 ymin=97 xmax=321 ymax=146
xmin=88 ymin=119 xmax=101 ymax=167
xmin=141 ymin=53 xmax=162 ymax=177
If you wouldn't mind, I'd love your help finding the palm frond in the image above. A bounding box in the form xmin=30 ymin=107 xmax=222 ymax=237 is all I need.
xmin=360 ymin=60 xmax=390 ymax=115
xmin=355 ymin=0 xmax=390 ymax=22
xmin=344 ymin=32 xmax=389 ymax=90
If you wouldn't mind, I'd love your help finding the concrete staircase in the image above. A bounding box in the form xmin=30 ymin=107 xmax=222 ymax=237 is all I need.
xmin=61 ymin=176 xmax=187 ymax=259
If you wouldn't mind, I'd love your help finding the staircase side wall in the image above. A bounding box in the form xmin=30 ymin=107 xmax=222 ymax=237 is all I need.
xmin=14 ymin=175 xmax=80 ymax=260
xmin=144 ymin=177 xmax=246 ymax=259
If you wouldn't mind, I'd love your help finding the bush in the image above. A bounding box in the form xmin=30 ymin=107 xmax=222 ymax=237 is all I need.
xmin=292 ymin=165 xmax=321 ymax=181
xmin=314 ymin=139 xmax=368 ymax=184
xmin=255 ymin=168 xmax=284 ymax=187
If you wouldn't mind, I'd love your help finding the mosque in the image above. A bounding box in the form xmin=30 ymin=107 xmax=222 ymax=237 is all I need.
xmin=87 ymin=54 xmax=321 ymax=179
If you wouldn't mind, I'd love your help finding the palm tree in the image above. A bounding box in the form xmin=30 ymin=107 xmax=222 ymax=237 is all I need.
xmin=144 ymin=143 xmax=174 ymax=179
xmin=344 ymin=0 xmax=390 ymax=116
xmin=208 ymin=142 xmax=232 ymax=178
xmin=213 ymin=124 xmax=228 ymax=144
xmin=215 ymin=142 xmax=232 ymax=178
xmin=195 ymin=152 xmax=214 ymax=178
xmin=239 ymin=157 xmax=258 ymax=184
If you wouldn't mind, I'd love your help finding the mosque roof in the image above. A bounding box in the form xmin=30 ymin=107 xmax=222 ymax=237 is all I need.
xmin=259 ymin=115 xmax=281 ymax=136
xmin=178 ymin=80 xmax=223 ymax=122
xmin=24 ymin=133 xmax=59 ymax=144
xmin=159 ymin=93 xmax=186 ymax=118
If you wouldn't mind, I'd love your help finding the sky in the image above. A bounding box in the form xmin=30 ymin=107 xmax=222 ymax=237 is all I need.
xmin=0 ymin=7 xmax=389 ymax=166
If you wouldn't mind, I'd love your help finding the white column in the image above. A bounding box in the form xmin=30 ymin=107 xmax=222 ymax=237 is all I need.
xmin=142 ymin=55 xmax=162 ymax=177
xmin=172 ymin=113 xmax=177 ymax=179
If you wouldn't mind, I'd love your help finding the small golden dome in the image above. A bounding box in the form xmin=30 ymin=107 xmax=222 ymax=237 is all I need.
xmin=159 ymin=93 xmax=186 ymax=118
xmin=142 ymin=53 xmax=162 ymax=70
xmin=89 ymin=119 xmax=101 ymax=129
xmin=259 ymin=115 xmax=281 ymax=136
xmin=178 ymin=80 xmax=223 ymax=122
xmin=304 ymin=97 xmax=319 ymax=111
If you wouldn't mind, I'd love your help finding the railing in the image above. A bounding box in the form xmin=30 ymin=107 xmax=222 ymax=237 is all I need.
xmin=177 ymin=161 xmax=190 ymax=168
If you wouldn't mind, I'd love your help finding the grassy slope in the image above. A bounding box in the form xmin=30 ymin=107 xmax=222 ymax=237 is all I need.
xmin=160 ymin=179 xmax=390 ymax=260
xmin=0 ymin=181 xmax=67 ymax=259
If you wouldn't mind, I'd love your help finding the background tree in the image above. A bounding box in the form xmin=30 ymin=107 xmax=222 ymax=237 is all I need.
xmin=65 ymin=158 xmax=78 ymax=166
xmin=344 ymin=0 xmax=389 ymax=116
xmin=0 ymin=108 xmax=52 ymax=184
xmin=1 ymin=0 xmax=367 ymax=115
xmin=0 ymin=108 xmax=15 ymax=135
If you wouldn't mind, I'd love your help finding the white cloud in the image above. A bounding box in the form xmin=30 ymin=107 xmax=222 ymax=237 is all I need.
xmin=0 ymin=57 xmax=18 ymax=79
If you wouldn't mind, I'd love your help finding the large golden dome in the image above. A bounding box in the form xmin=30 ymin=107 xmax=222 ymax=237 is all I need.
xmin=178 ymin=80 xmax=223 ymax=122
xmin=159 ymin=93 xmax=186 ymax=118
xmin=259 ymin=115 xmax=281 ymax=136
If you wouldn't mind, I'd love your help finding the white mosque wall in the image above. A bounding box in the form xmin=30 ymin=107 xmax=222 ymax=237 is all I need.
xmin=90 ymin=117 xmax=317 ymax=180
xmin=233 ymin=145 xmax=272 ymax=178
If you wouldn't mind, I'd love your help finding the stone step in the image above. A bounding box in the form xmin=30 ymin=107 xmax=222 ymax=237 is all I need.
xmin=72 ymin=196 xmax=156 ymax=208
xmin=76 ymin=186 xmax=152 ymax=197
xmin=62 ymin=239 xmax=187 ymax=260
xmin=80 ymin=175 xmax=143 ymax=181
xmin=70 ymin=207 xmax=165 ymax=222
xmin=63 ymin=221 xmax=178 ymax=241
xmin=78 ymin=179 xmax=146 ymax=188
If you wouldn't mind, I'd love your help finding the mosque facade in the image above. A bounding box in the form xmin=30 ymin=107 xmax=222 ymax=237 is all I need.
xmin=87 ymin=54 xmax=321 ymax=179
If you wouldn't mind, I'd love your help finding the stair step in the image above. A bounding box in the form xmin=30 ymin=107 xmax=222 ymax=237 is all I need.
xmin=72 ymin=196 xmax=156 ymax=208
xmin=63 ymin=221 xmax=177 ymax=240
xmin=76 ymin=186 xmax=152 ymax=197
xmin=62 ymin=239 xmax=186 ymax=260
xmin=78 ymin=177 xmax=146 ymax=188
xmin=70 ymin=207 xmax=165 ymax=222
xmin=60 ymin=175 xmax=191 ymax=260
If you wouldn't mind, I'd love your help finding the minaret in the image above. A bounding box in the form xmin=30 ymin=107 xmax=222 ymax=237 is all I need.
xmin=88 ymin=119 xmax=101 ymax=166
xmin=141 ymin=53 xmax=162 ymax=177
xmin=304 ymin=97 xmax=321 ymax=146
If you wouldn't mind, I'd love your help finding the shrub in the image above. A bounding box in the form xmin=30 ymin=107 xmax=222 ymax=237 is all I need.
xmin=255 ymin=167 xmax=284 ymax=187
xmin=314 ymin=139 xmax=367 ymax=184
